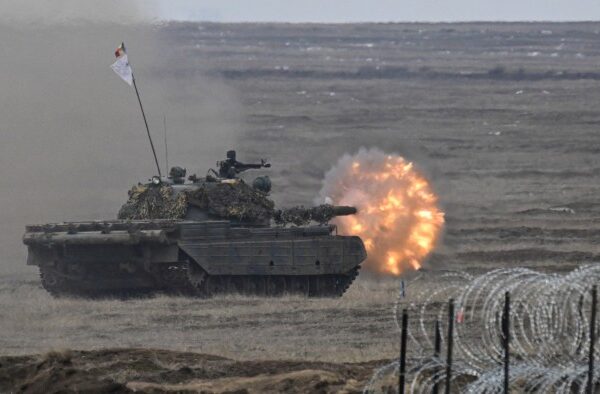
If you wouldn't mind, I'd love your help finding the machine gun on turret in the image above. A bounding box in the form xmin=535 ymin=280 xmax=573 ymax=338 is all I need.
xmin=214 ymin=150 xmax=271 ymax=179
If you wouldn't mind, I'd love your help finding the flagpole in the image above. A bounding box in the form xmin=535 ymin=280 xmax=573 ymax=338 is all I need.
xmin=113 ymin=42 xmax=161 ymax=177
xmin=163 ymin=115 xmax=169 ymax=176
xmin=131 ymin=73 xmax=161 ymax=178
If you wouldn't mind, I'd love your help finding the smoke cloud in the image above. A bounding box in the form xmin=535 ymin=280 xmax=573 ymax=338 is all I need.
xmin=0 ymin=0 xmax=159 ymax=25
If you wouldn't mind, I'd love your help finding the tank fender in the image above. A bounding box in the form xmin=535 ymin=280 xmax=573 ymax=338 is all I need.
xmin=26 ymin=246 xmax=56 ymax=266
xmin=23 ymin=230 xmax=168 ymax=246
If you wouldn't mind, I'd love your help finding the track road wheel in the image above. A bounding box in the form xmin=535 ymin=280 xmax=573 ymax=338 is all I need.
xmin=228 ymin=276 xmax=245 ymax=295
xmin=309 ymin=276 xmax=334 ymax=297
xmin=186 ymin=262 xmax=208 ymax=296
xmin=39 ymin=265 xmax=69 ymax=297
xmin=287 ymin=276 xmax=310 ymax=296
xmin=204 ymin=276 xmax=227 ymax=296
xmin=266 ymin=276 xmax=286 ymax=296
xmin=243 ymin=276 xmax=265 ymax=296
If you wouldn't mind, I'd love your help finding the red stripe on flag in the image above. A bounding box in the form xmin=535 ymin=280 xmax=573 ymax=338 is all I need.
xmin=115 ymin=43 xmax=126 ymax=58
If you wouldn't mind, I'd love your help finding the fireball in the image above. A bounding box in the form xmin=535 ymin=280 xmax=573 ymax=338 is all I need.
xmin=319 ymin=148 xmax=444 ymax=276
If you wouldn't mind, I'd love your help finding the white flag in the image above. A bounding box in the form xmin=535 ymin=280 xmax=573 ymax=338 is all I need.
xmin=111 ymin=54 xmax=133 ymax=86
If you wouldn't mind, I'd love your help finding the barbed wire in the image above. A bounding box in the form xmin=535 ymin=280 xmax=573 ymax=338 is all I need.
xmin=364 ymin=264 xmax=600 ymax=393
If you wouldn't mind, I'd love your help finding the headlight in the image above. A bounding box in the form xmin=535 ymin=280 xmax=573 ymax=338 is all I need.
xmin=151 ymin=176 xmax=161 ymax=185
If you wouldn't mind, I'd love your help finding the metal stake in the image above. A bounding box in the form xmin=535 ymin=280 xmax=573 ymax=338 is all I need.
xmin=445 ymin=299 xmax=454 ymax=394
xmin=399 ymin=308 xmax=408 ymax=394
xmin=588 ymin=285 xmax=597 ymax=394
xmin=503 ymin=291 xmax=510 ymax=394
xmin=433 ymin=320 xmax=441 ymax=394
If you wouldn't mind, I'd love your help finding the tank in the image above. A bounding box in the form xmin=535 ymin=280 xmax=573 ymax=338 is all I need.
xmin=23 ymin=151 xmax=366 ymax=298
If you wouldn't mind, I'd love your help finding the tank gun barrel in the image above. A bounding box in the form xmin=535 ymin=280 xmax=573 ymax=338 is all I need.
xmin=273 ymin=204 xmax=358 ymax=226
xmin=330 ymin=205 xmax=357 ymax=217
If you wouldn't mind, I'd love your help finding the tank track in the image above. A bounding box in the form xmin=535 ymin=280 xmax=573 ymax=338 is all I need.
xmin=184 ymin=265 xmax=360 ymax=298
xmin=38 ymin=263 xmax=360 ymax=298
xmin=38 ymin=265 xmax=156 ymax=298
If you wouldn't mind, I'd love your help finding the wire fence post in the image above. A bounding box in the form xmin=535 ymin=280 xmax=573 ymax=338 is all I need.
xmin=433 ymin=320 xmax=441 ymax=394
xmin=445 ymin=299 xmax=454 ymax=394
xmin=587 ymin=285 xmax=597 ymax=394
xmin=399 ymin=308 xmax=408 ymax=394
xmin=502 ymin=291 xmax=510 ymax=394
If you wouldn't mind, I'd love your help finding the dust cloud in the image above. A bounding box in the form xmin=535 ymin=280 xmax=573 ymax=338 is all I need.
xmin=0 ymin=8 xmax=244 ymax=273
xmin=0 ymin=0 xmax=156 ymax=25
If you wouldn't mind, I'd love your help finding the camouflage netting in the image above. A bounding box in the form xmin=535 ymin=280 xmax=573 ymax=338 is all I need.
xmin=118 ymin=184 xmax=188 ymax=220
xmin=118 ymin=181 xmax=275 ymax=222
xmin=187 ymin=182 xmax=275 ymax=222
xmin=118 ymin=181 xmax=342 ymax=225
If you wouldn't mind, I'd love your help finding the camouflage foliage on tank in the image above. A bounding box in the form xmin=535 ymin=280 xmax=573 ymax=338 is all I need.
xmin=118 ymin=181 xmax=275 ymax=222
xmin=187 ymin=181 xmax=275 ymax=222
xmin=118 ymin=184 xmax=188 ymax=220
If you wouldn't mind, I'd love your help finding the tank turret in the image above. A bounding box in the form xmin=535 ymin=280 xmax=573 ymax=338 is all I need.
xmin=117 ymin=172 xmax=275 ymax=225
xmin=117 ymin=154 xmax=358 ymax=228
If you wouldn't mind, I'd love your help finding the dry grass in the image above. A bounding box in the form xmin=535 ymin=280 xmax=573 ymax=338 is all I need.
xmin=40 ymin=349 xmax=73 ymax=364
xmin=0 ymin=273 xmax=400 ymax=363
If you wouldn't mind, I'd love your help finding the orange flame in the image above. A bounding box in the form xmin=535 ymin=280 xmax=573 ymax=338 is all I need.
xmin=319 ymin=148 xmax=444 ymax=276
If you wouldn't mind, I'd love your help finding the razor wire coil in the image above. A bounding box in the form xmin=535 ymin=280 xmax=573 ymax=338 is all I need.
xmin=364 ymin=264 xmax=600 ymax=393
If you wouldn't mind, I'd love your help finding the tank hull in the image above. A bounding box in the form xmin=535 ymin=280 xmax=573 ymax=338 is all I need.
xmin=24 ymin=220 xmax=366 ymax=298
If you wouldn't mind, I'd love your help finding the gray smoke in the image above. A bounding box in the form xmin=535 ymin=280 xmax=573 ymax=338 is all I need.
xmin=0 ymin=0 xmax=157 ymax=25
xmin=0 ymin=12 xmax=244 ymax=273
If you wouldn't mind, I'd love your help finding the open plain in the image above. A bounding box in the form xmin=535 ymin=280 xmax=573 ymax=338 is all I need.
xmin=2 ymin=22 xmax=600 ymax=392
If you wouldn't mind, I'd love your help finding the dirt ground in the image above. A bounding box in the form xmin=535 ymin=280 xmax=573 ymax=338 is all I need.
xmin=0 ymin=348 xmax=384 ymax=393
xmin=2 ymin=21 xmax=600 ymax=392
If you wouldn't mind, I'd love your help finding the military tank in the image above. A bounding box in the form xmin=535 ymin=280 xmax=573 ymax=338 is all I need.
xmin=23 ymin=151 xmax=366 ymax=298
